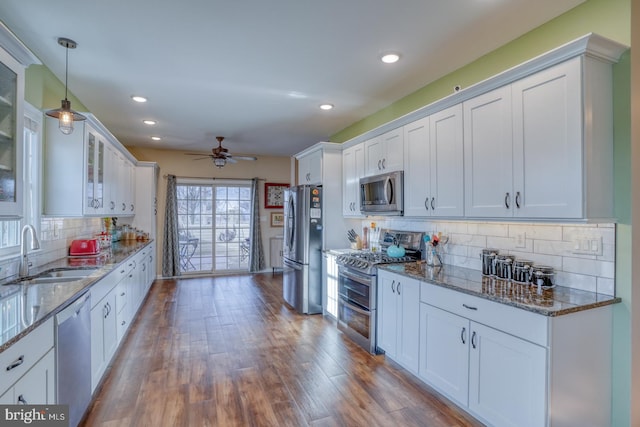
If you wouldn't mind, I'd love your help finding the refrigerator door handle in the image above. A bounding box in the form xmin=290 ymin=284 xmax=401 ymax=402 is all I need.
xmin=283 ymin=257 xmax=303 ymax=270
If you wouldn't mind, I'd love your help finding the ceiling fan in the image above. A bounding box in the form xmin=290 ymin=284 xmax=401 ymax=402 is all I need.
xmin=185 ymin=136 xmax=257 ymax=168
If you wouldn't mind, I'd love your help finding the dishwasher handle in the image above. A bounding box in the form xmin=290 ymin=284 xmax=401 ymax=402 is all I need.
xmin=56 ymin=293 xmax=91 ymax=325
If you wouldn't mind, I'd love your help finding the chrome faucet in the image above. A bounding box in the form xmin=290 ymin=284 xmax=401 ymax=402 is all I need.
xmin=19 ymin=224 xmax=40 ymax=277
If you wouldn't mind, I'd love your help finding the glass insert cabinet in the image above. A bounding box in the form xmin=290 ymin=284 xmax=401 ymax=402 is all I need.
xmin=0 ymin=46 xmax=24 ymax=217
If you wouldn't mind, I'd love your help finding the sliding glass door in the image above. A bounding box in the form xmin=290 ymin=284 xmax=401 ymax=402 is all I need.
xmin=177 ymin=181 xmax=251 ymax=274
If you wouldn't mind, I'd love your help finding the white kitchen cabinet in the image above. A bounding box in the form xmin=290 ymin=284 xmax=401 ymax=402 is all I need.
xmin=270 ymin=236 xmax=283 ymax=272
xmin=44 ymin=114 xmax=136 ymax=217
xmin=468 ymin=321 xmax=547 ymax=427
xmin=364 ymin=128 xmax=403 ymax=176
xmin=297 ymin=148 xmax=322 ymax=184
xmin=294 ymin=142 xmax=346 ymax=250
xmin=342 ymin=143 xmax=365 ymax=216
xmin=463 ymin=86 xmax=513 ymax=217
xmin=419 ymin=303 xmax=469 ymax=405
xmin=377 ymin=270 xmax=420 ymax=374
xmin=0 ymin=349 xmax=55 ymax=405
xmin=404 ymin=106 xmax=464 ymax=217
xmin=132 ymin=162 xmax=158 ymax=239
xmin=464 ymin=56 xmax=614 ymax=219
xmin=90 ymin=289 xmax=117 ymax=392
xmin=0 ymin=318 xmax=54 ymax=403
xmin=0 ymin=47 xmax=24 ymax=217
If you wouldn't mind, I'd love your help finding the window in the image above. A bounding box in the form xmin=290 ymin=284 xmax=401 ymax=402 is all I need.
xmin=176 ymin=179 xmax=252 ymax=274
xmin=0 ymin=103 xmax=42 ymax=257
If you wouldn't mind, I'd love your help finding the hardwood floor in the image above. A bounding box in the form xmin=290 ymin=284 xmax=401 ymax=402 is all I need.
xmin=82 ymin=274 xmax=482 ymax=427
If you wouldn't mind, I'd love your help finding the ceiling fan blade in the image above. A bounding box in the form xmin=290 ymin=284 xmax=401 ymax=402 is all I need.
xmin=191 ymin=156 xmax=211 ymax=160
xmin=225 ymin=157 xmax=238 ymax=164
xmin=228 ymin=155 xmax=257 ymax=161
xmin=185 ymin=153 xmax=211 ymax=156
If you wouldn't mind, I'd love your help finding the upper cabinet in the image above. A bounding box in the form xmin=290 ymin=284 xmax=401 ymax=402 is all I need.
xmin=404 ymin=105 xmax=464 ymax=217
xmin=364 ymin=128 xmax=403 ymax=176
xmin=297 ymin=149 xmax=322 ymax=185
xmin=464 ymin=56 xmax=612 ymax=219
xmin=342 ymin=144 xmax=365 ymax=217
xmin=0 ymin=47 xmax=24 ymax=217
xmin=44 ymin=115 xmax=136 ymax=217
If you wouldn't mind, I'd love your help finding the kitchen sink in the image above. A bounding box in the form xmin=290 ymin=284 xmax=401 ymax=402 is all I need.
xmin=35 ymin=268 xmax=98 ymax=279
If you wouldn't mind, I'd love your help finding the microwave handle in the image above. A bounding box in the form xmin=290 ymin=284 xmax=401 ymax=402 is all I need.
xmin=383 ymin=176 xmax=393 ymax=204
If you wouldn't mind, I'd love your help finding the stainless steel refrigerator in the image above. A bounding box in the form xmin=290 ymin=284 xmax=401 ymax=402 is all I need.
xmin=282 ymin=185 xmax=323 ymax=314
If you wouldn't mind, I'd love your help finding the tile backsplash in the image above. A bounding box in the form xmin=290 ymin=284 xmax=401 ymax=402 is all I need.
xmin=0 ymin=217 xmax=103 ymax=281
xmin=362 ymin=218 xmax=616 ymax=296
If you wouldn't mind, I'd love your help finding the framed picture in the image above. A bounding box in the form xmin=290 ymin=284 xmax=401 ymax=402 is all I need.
xmin=265 ymin=182 xmax=289 ymax=208
xmin=270 ymin=212 xmax=284 ymax=227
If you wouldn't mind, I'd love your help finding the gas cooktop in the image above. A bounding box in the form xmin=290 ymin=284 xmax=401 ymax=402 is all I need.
xmin=335 ymin=229 xmax=424 ymax=274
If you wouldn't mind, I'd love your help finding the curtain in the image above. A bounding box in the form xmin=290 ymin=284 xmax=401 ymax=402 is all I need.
xmin=249 ymin=178 xmax=266 ymax=272
xmin=162 ymin=174 xmax=181 ymax=277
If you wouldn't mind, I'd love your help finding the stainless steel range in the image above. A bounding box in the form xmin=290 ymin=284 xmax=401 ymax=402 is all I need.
xmin=335 ymin=229 xmax=423 ymax=354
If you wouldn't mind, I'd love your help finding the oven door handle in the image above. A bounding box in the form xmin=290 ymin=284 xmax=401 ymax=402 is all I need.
xmin=339 ymin=297 xmax=371 ymax=316
xmin=339 ymin=268 xmax=371 ymax=284
xmin=341 ymin=285 xmax=367 ymax=297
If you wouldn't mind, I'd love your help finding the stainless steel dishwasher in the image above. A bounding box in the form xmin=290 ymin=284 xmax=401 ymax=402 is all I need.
xmin=56 ymin=293 xmax=91 ymax=427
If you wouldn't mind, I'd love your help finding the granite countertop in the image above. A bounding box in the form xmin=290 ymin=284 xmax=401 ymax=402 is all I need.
xmin=0 ymin=240 xmax=154 ymax=353
xmin=379 ymin=262 xmax=621 ymax=317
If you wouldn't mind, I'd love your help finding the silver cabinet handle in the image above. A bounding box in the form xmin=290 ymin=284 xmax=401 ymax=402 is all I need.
xmin=122 ymin=203 xmax=126 ymax=211
xmin=515 ymin=191 xmax=521 ymax=209
xmin=431 ymin=197 xmax=435 ymax=210
xmin=120 ymin=292 xmax=125 ymax=297
xmin=121 ymin=321 xmax=126 ymax=326
xmin=391 ymin=280 xmax=395 ymax=293
xmin=424 ymin=198 xmax=429 ymax=211
xmin=110 ymin=201 xmax=115 ymax=209
xmin=6 ymin=355 xmax=24 ymax=371
xmin=377 ymin=159 xmax=382 ymax=170
xmin=504 ymin=192 xmax=510 ymax=209
xmin=461 ymin=327 xmax=466 ymax=344
xmin=397 ymin=282 xmax=401 ymax=295
xmin=381 ymin=158 xmax=386 ymax=169
xmin=17 ymin=395 xmax=27 ymax=405
xmin=130 ymin=204 xmax=134 ymax=211
xmin=471 ymin=331 xmax=477 ymax=349
xmin=463 ymin=303 xmax=478 ymax=311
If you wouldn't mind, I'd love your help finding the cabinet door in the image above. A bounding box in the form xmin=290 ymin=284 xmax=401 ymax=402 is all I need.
xmin=380 ymin=128 xmax=403 ymax=173
xmin=403 ymin=117 xmax=431 ymax=217
xmin=298 ymin=150 xmax=322 ymax=184
xmin=85 ymin=130 xmax=97 ymax=213
xmin=512 ymin=57 xmax=582 ymax=218
xmin=396 ymin=276 xmax=420 ymax=373
xmin=103 ymin=291 xmax=118 ymax=366
xmin=342 ymin=144 xmax=364 ymax=216
xmin=430 ymin=104 xmax=464 ymax=217
xmin=463 ymin=86 xmax=513 ymax=217
xmin=468 ymin=322 xmax=547 ymax=427
xmin=364 ymin=136 xmax=384 ymax=176
xmin=419 ymin=303 xmax=469 ymax=406
xmin=376 ymin=272 xmax=398 ymax=357
xmin=90 ymin=302 xmax=106 ymax=392
xmin=0 ymin=48 xmax=24 ymax=217
xmin=13 ymin=349 xmax=55 ymax=405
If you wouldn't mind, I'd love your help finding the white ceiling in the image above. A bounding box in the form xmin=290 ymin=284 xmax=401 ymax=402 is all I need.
xmin=0 ymin=0 xmax=584 ymax=158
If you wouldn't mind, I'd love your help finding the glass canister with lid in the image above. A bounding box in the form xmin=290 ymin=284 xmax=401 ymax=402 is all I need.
xmin=480 ymin=248 xmax=499 ymax=276
xmin=531 ymin=265 xmax=555 ymax=289
xmin=513 ymin=259 xmax=534 ymax=284
xmin=495 ymin=254 xmax=515 ymax=280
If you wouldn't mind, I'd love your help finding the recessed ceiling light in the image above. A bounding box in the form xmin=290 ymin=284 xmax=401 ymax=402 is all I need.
xmin=151 ymin=136 xmax=161 ymax=141
xmin=319 ymin=104 xmax=334 ymax=110
xmin=380 ymin=53 xmax=401 ymax=64
xmin=143 ymin=119 xmax=157 ymax=125
xmin=131 ymin=95 xmax=147 ymax=103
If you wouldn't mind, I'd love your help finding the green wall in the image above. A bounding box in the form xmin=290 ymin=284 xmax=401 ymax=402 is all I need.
xmin=24 ymin=64 xmax=88 ymax=112
xmin=331 ymin=0 xmax=632 ymax=425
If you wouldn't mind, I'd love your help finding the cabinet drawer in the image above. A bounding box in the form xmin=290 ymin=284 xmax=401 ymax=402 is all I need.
xmin=421 ymin=283 xmax=548 ymax=346
xmin=115 ymin=281 xmax=127 ymax=314
xmin=0 ymin=318 xmax=54 ymax=395
xmin=90 ymin=269 xmax=122 ymax=308
xmin=116 ymin=308 xmax=128 ymax=341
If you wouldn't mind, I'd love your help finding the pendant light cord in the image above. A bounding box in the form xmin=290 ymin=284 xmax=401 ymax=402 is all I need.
xmin=64 ymin=44 xmax=69 ymax=101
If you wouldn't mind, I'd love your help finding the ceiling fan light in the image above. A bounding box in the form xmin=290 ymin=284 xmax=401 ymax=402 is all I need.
xmin=213 ymin=157 xmax=226 ymax=168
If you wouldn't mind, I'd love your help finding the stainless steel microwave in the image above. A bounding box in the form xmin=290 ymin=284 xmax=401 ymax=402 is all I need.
xmin=359 ymin=171 xmax=403 ymax=216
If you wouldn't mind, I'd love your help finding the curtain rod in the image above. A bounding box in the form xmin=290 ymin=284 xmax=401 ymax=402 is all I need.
xmin=162 ymin=174 xmax=266 ymax=181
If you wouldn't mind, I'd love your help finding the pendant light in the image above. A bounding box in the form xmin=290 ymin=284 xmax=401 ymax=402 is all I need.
xmin=45 ymin=37 xmax=86 ymax=135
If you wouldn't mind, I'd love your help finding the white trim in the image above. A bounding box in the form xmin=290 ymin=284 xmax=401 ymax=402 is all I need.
xmin=0 ymin=22 xmax=40 ymax=66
